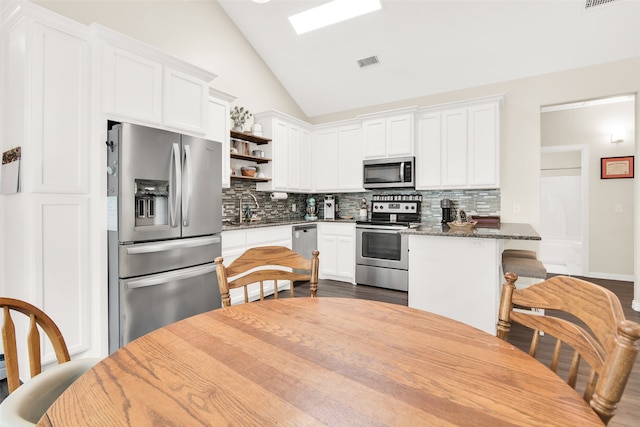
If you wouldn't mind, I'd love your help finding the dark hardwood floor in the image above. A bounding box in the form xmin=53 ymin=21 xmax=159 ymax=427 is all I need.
xmin=2 ymin=277 xmax=637 ymax=425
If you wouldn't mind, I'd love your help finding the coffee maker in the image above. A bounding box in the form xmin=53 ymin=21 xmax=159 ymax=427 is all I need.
xmin=440 ymin=198 xmax=456 ymax=223
xmin=324 ymin=195 xmax=336 ymax=220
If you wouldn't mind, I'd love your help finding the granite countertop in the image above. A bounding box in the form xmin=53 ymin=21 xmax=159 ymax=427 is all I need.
xmin=222 ymin=218 xmax=355 ymax=231
xmin=401 ymin=222 xmax=541 ymax=241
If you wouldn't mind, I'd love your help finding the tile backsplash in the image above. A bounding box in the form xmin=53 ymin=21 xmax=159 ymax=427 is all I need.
xmin=223 ymin=181 xmax=500 ymax=224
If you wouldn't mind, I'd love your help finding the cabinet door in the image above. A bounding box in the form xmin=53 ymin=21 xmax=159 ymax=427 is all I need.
xmin=208 ymin=97 xmax=230 ymax=188
xmin=468 ymin=103 xmax=499 ymax=188
xmin=300 ymin=129 xmax=313 ymax=191
xmin=415 ymin=111 xmax=442 ymax=189
xmin=318 ymin=234 xmax=338 ymax=277
xmin=337 ymin=124 xmax=363 ymax=191
xmin=288 ymin=124 xmax=302 ymax=190
xmin=272 ymin=119 xmax=289 ymax=190
xmin=164 ymin=67 xmax=208 ymax=135
xmin=362 ymin=118 xmax=386 ymax=158
xmin=387 ymin=114 xmax=413 ymax=157
xmin=314 ymin=128 xmax=338 ymax=191
xmin=102 ymin=43 xmax=162 ymax=124
xmin=336 ymin=235 xmax=355 ymax=282
xmin=442 ymin=108 xmax=468 ymax=187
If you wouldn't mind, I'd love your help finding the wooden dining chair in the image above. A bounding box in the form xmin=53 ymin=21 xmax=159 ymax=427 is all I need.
xmin=496 ymin=273 xmax=640 ymax=425
xmin=0 ymin=297 xmax=100 ymax=425
xmin=215 ymin=245 xmax=319 ymax=307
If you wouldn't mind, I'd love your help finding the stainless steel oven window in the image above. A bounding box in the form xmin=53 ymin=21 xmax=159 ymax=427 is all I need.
xmin=361 ymin=230 xmax=401 ymax=261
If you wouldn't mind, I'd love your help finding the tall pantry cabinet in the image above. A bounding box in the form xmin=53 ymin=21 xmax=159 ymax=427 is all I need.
xmin=0 ymin=1 xmax=95 ymax=365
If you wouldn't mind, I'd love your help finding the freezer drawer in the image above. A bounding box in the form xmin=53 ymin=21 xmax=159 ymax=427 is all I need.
xmin=115 ymin=263 xmax=220 ymax=351
xmin=119 ymin=235 xmax=220 ymax=278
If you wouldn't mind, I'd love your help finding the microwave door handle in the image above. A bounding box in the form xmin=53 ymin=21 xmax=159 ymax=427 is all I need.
xmin=169 ymin=142 xmax=182 ymax=228
xmin=182 ymin=144 xmax=192 ymax=227
xmin=399 ymin=162 xmax=405 ymax=183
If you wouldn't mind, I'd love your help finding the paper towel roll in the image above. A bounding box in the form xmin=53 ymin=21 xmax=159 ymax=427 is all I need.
xmin=270 ymin=192 xmax=288 ymax=200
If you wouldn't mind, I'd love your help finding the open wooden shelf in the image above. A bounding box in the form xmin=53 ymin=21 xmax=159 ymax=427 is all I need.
xmin=230 ymin=153 xmax=271 ymax=164
xmin=230 ymin=175 xmax=271 ymax=182
xmin=230 ymin=130 xmax=271 ymax=145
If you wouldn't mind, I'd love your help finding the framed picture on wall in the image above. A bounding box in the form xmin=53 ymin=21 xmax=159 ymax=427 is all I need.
xmin=601 ymin=156 xmax=634 ymax=179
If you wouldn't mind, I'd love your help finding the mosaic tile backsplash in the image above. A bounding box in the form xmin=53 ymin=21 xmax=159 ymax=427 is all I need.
xmin=222 ymin=180 xmax=500 ymax=224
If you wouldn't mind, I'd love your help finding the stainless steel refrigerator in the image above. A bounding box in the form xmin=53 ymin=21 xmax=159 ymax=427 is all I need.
xmin=107 ymin=122 xmax=222 ymax=353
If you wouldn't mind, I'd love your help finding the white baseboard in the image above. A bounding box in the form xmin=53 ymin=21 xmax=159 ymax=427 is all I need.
xmin=585 ymin=271 xmax=635 ymax=282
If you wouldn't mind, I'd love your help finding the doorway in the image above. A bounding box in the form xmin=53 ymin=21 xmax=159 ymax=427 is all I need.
xmin=540 ymin=94 xmax=635 ymax=281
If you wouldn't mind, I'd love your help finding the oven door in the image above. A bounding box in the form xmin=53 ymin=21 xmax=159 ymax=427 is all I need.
xmin=356 ymin=225 xmax=408 ymax=270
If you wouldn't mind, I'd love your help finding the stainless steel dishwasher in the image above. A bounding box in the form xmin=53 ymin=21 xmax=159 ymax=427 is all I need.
xmin=292 ymin=223 xmax=317 ymax=261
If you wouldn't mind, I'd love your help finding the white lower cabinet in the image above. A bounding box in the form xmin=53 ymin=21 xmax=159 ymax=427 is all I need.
xmin=317 ymin=223 xmax=355 ymax=283
xmin=221 ymin=226 xmax=293 ymax=304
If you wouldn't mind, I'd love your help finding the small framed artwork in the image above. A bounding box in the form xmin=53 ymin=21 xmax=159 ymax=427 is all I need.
xmin=601 ymin=156 xmax=634 ymax=179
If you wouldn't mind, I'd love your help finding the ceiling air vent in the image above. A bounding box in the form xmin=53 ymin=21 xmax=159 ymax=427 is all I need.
xmin=585 ymin=0 xmax=617 ymax=9
xmin=357 ymin=56 xmax=379 ymax=68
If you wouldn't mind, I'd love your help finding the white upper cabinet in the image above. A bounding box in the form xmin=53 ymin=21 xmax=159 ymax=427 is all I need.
xmin=208 ymin=88 xmax=235 ymax=188
xmin=95 ymin=24 xmax=216 ymax=136
xmin=254 ymin=111 xmax=312 ymax=193
xmin=313 ymin=121 xmax=363 ymax=192
xmin=416 ymin=95 xmax=503 ymax=190
xmin=361 ymin=109 xmax=415 ymax=159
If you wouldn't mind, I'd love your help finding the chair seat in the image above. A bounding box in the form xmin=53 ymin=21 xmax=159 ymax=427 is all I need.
xmin=502 ymin=257 xmax=547 ymax=279
xmin=0 ymin=358 xmax=100 ymax=426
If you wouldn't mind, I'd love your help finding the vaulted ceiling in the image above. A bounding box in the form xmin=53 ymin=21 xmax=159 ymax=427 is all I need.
xmin=218 ymin=0 xmax=640 ymax=118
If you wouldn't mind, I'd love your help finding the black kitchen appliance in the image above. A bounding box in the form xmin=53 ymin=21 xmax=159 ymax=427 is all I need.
xmin=440 ymin=198 xmax=456 ymax=224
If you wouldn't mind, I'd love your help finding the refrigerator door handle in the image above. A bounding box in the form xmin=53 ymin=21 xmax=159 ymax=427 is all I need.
xmin=126 ymin=264 xmax=216 ymax=289
xmin=169 ymin=142 xmax=182 ymax=228
xmin=125 ymin=236 xmax=221 ymax=255
xmin=182 ymin=144 xmax=193 ymax=227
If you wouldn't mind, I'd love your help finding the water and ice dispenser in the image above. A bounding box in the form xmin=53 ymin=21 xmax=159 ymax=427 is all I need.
xmin=134 ymin=179 xmax=169 ymax=227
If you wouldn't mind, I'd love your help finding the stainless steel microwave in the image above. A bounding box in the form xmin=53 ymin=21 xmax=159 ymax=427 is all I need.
xmin=363 ymin=156 xmax=415 ymax=189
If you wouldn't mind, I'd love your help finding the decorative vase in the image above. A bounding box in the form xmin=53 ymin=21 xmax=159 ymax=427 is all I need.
xmin=233 ymin=123 xmax=243 ymax=132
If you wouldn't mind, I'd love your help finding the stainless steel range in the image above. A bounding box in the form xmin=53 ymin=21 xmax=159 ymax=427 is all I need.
xmin=355 ymin=195 xmax=422 ymax=291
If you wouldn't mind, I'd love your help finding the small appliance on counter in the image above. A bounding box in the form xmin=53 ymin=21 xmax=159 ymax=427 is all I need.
xmin=440 ymin=198 xmax=456 ymax=224
xmin=324 ymin=195 xmax=335 ymax=220
xmin=305 ymin=197 xmax=318 ymax=221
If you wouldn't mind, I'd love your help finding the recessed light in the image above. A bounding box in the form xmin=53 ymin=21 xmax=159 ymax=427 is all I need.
xmin=289 ymin=0 xmax=382 ymax=35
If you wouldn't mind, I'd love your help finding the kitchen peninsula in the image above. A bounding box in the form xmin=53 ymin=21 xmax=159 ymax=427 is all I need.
xmin=403 ymin=223 xmax=541 ymax=334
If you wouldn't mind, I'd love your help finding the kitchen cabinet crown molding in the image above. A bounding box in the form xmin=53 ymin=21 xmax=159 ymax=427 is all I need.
xmin=209 ymin=87 xmax=237 ymax=103
xmin=356 ymin=105 xmax=418 ymax=120
xmin=416 ymin=94 xmax=505 ymax=113
xmin=2 ymin=1 xmax=89 ymax=36
xmin=91 ymin=23 xmax=217 ymax=84
xmin=254 ymin=110 xmax=312 ymax=130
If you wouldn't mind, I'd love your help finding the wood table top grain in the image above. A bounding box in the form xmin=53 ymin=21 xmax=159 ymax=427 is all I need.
xmin=39 ymin=298 xmax=604 ymax=426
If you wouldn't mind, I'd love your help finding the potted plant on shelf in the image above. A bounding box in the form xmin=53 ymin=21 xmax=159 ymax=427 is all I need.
xmin=230 ymin=106 xmax=252 ymax=132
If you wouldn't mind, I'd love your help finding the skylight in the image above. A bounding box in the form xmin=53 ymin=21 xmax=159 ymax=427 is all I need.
xmin=289 ymin=0 xmax=382 ymax=35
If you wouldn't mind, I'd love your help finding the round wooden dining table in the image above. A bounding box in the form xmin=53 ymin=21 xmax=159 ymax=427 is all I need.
xmin=38 ymin=298 xmax=603 ymax=426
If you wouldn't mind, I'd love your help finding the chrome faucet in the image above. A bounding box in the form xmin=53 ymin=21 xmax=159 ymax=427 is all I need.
xmin=238 ymin=192 xmax=259 ymax=223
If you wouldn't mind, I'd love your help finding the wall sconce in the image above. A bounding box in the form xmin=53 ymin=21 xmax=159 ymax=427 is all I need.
xmin=610 ymin=132 xmax=624 ymax=144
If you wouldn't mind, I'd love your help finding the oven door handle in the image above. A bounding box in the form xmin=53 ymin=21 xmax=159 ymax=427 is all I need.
xmin=357 ymin=225 xmax=407 ymax=231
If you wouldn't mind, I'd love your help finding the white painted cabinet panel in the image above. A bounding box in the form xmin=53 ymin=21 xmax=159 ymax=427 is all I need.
xmin=102 ymin=43 xmax=162 ymax=125
xmin=288 ymin=124 xmax=302 ymax=190
xmin=317 ymin=223 xmax=354 ymax=283
xmin=31 ymin=21 xmax=91 ymax=194
xmin=415 ymin=111 xmax=441 ymax=188
xmin=362 ymin=111 xmax=414 ymax=159
xmin=301 ymin=129 xmax=313 ymax=191
xmin=164 ymin=67 xmax=208 ymax=135
xmin=0 ymin=2 xmax=95 ymax=363
xmin=313 ymin=128 xmax=339 ymax=191
xmin=208 ymin=91 xmax=233 ymax=188
xmin=313 ymin=122 xmax=362 ymax=192
xmin=415 ymin=96 xmax=502 ymax=190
